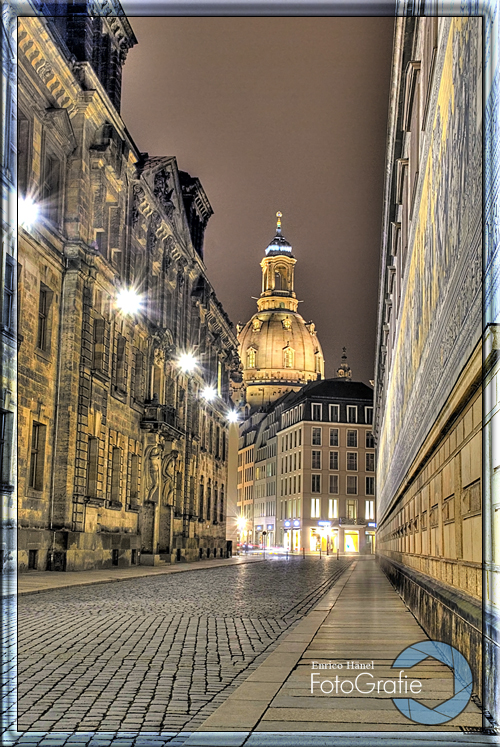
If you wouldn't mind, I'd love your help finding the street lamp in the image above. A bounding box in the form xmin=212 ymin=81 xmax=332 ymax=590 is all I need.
xmin=227 ymin=409 xmax=239 ymax=424
xmin=201 ymin=386 xmax=217 ymax=402
xmin=18 ymin=195 xmax=39 ymax=230
xmin=115 ymin=287 xmax=142 ymax=315
xmin=178 ymin=351 xmax=197 ymax=373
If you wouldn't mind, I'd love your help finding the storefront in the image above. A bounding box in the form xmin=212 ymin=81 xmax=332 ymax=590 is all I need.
xmin=284 ymin=520 xmax=301 ymax=552
xmin=344 ymin=530 xmax=359 ymax=553
xmin=309 ymin=522 xmax=338 ymax=553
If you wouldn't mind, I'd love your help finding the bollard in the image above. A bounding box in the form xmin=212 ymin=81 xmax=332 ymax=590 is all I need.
xmin=320 ymin=547 xmax=322 ymax=558
xmin=337 ymin=548 xmax=339 ymax=560
xmin=302 ymin=547 xmax=305 ymax=559
xmin=286 ymin=550 xmax=288 ymax=560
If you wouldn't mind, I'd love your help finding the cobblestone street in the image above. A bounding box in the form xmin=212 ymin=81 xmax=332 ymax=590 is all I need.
xmin=13 ymin=557 xmax=352 ymax=734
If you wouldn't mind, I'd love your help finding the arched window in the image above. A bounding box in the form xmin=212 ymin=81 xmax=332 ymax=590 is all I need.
xmin=274 ymin=272 xmax=282 ymax=290
xmin=247 ymin=348 xmax=257 ymax=369
xmin=283 ymin=347 xmax=294 ymax=368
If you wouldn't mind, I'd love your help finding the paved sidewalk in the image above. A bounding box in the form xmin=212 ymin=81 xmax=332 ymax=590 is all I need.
xmin=187 ymin=558 xmax=484 ymax=742
xmin=1 ymin=555 xmax=264 ymax=597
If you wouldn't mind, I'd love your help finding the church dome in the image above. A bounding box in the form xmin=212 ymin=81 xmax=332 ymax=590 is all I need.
xmin=237 ymin=212 xmax=325 ymax=408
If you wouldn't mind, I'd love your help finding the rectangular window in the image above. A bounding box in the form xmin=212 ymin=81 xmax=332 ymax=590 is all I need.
xmin=328 ymin=498 xmax=338 ymax=519
xmin=37 ymin=284 xmax=52 ymax=352
xmin=312 ymin=403 xmax=322 ymax=421
xmin=86 ymin=437 xmax=99 ymax=499
xmin=329 ymin=404 xmax=340 ymax=422
xmin=115 ymin=335 xmax=127 ymax=393
xmin=129 ymin=453 xmax=139 ymax=506
xmin=366 ymin=453 xmax=375 ymax=472
xmin=29 ymin=422 xmax=46 ymax=491
xmin=347 ymin=452 xmax=358 ymax=471
xmin=347 ymin=429 xmax=358 ymax=448
xmin=329 ymin=451 xmax=339 ymax=470
xmin=311 ymin=497 xmax=320 ymax=518
xmin=311 ymin=474 xmax=321 ymax=493
xmin=365 ymin=499 xmax=375 ymax=520
xmin=110 ymin=447 xmax=122 ymax=505
xmin=3 ymin=256 xmax=15 ymax=330
xmin=298 ymin=429 xmax=302 ymax=446
xmin=366 ymin=431 xmax=375 ymax=448
xmin=329 ymin=474 xmax=339 ymax=494
xmin=329 ymin=428 xmax=339 ymax=447
xmin=366 ymin=476 xmax=375 ymax=495
xmin=346 ymin=475 xmax=358 ymax=495
xmin=312 ymin=427 xmax=322 ymax=446
xmin=346 ymin=498 xmax=358 ymax=518
xmin=365 ymin=407 xmax=373 ymax=425
xmin=0 ymin=410 xmax=13 ymax=485
xmin=132 ymin=349 xmax=145 ymax=402
xmin=312 ymin=450 xmax=321 ymax=469
xmin=42 ymin=152 xmax=61 ymax=224
xmin=347 ymin=406 xmax=357 ymax=423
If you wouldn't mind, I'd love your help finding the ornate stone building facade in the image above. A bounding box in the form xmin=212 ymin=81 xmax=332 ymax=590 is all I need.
xmin=236 ymin=213 xmax=324 ymax=409
xmin=15 ymin=3 xmax=239 ymax=572
xmin=374 ymin=17 xmax=485 ymax=703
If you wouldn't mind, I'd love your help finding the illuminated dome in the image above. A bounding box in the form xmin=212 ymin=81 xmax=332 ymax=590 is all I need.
xmin=237 ymin=212 xmax=324 ymax=408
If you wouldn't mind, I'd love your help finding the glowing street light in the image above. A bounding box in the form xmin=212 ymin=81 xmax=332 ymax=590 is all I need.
xmin=227 ymin=410 xmax=239 ymax=424
xmin=18 ymin=196 xmax=39 ymax=230
xmin=236 ymin=516 xmax=247 ymax=532
xmin=178 ymin=351 xmax=197 ymax=373
xmin=201 ymin=386 xmax=217 ymax=401
xmin=115 ymin=288 xmax=142 ymax=315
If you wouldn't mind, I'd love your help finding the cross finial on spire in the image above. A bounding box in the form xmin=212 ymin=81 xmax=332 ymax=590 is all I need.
xmin=276 ymin=211 xmax=282 ymax=233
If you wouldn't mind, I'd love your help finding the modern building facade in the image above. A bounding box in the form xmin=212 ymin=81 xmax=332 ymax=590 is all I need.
xmin=236 ymin=212 xmax=324 ymax=409
xmin=14 ymin=3 xmax=239 ymax=572
xmin=374 ymin=16 xmax=485 ymax=703
xmin=277 ymin=367 xmax=375 ymax=555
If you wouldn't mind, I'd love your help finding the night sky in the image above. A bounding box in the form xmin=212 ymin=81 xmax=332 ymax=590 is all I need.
xmin=120 ymin=16 xmax=395 ymax=384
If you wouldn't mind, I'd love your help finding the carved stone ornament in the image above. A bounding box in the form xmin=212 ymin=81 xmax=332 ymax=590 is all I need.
xmin=145 ymin=445 xmax=162 ymax=504
xmin=132 ymin=184 xmax=145 ymax=227
xmin=152 ymin=328 xmax=175 ymax=364
xmin=252 ymin=318 xmax=263 ymax=332
xmin=282 ymin=317 xmax=292 ymax=330
xmin=153 ymin=168 xmax=175 ymax=219
xmin=161 ymin=450 xmax=179 ymax=506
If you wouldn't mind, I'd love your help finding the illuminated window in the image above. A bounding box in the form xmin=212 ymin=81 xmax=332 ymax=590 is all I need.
xmin=311 ymin=497 xmax=320 ymax=518
xmin=247 ymin=348 xmax=257 ymax=368
xmin=328 ymin=498 xmax=338 ymax=518
xmin=283 ymin=347 xmax=294 ymax=368
xmin=365 ymin=500 xmax=375 ymax=520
